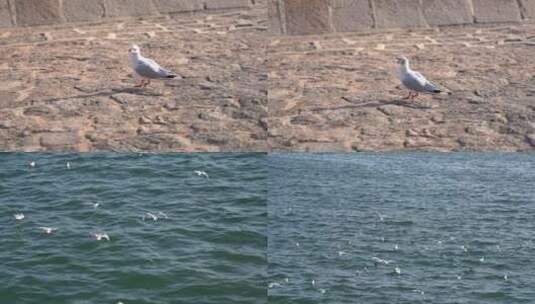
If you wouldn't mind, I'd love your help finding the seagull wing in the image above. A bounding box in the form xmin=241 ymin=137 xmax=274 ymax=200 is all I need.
xmin=135 ymin=57 xmax=176 ymax=79
xmin=403 ymin=70 xmax=441 ymax=94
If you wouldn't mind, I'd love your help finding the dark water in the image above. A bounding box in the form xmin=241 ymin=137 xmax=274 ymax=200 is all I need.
xmin=268 ymin=153 xmax=535 ymax=304
xmin=0 ymin=153 xmax=267 ymax=304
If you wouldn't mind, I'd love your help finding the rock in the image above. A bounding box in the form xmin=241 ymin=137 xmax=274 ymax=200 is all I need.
xmin=15 ymin=0 xmax=63 ymax=26
xmin=63 ymin=0 xmax=105 ymax=22
xmin=526 ymin=133 xmax=535 ymax=147
xmin=23 ymin=106 xmax=54 ymax=117
xmin=472 ymin=0 xmax=522 ymax=23
xmin=39 ymin=132 xmax=80 ymax=149
xmin=139 ymin=116 xmax=152 ymax=124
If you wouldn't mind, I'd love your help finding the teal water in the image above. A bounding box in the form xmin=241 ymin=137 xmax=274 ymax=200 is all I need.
xmin=0 ymin=153 xmax=267 ymax=304
xmin=268 ymin=153 xmax=535 ymax=304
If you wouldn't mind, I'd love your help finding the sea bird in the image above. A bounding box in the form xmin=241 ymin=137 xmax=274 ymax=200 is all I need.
xmin=396 ymin=56 xmax=450 ymax=100
xmin=93 ymin=233 xmax=110 ymax=241
xmin=14 ymin=213 xmax=25 ymax=221
xmin=194 ymin=170 xmax=209 ymax=178
xmin=128 ymin=44 xmax=179 ymax=88
xmin=39 ymin=227 xmax=57 ymax=234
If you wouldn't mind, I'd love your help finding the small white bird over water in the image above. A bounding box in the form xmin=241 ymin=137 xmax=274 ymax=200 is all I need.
xmin=194 ymin=170 xmax=209 ymax=178
xmin=397 ymin=56 xmax=450 ymax=100
xmin=128 ymin=44 xmax=178 ymax=88
xmin=39 ymin=227 xmax=57 ymax=234
xmin=14 ymin=213 xmax=25 ymax=221
xmin=93 ymin=233 xmax=110 ymax=241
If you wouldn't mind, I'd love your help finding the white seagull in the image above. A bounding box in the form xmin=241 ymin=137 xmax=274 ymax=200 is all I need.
xmin=14 ymin=213 xmax=25 ymax=221
xmin=128 ymin=44 xmax=178 ymax=88
xmin=194 ymin=170 xmax=209 ymax=178
xmin=397 ymin=56 xmax=450 ymax=100
xmin=39 ymin=227 xmax=57 ymax=234
xmin=93 ymin=233 xmax=110 ymax=241
xmin=143 ymin=212 xmax=158 ymax=221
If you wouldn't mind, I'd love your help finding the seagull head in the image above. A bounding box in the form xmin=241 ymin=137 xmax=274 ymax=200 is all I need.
xmin=129 ymin=44 xmax=141 ymax=55
xmin=396 ymin=56 xmax=409 ymax=65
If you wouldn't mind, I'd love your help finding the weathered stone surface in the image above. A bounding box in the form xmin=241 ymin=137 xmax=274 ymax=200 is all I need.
xmin=39 ymin=132 xmax=80 ymax=149
xmin=0 ymin=5 xmax=267 ymax=152
xmin=104 ymin=0 xmax=158 ymax=17
xmin=15 ymin=0 xmax=63 ymax=26
xmin=0 ymin=0 xmax=11 ymax=27
xmin=472 ymin=0 xmax=522 ymax=23
xmin=422 ymin=0 xmax=473 ymax=26
xmin=205 ymin=0 xmax=252 ymax=10
xmin=268 ymin=0 xmax=282 ymax=34
xmin=284 ymin=0 xmax=330 ymax=35
xmin=374 ymin=0 xmax=426 ymax=28
xmin=330 ymin=0 xmax=374 ymax=32
xmin=63 ymin=0 xmax=105 ymax=22
xmin=152 ymin=0 xmax=204 ymax=13
xmin=519 ymin=0 xmax=535 ymax=19
xmin=268 ymin=22 xmax=535 ymax=152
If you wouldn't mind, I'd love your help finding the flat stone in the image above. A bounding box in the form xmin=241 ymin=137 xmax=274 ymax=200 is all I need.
xmin=0 ymin=0 xmax=12 ymax=27
xmin=519 ymin=0 xmax=535 ymax=19
xmin=374 ymin=0 xmax=427 ymax=28
xmin=63 ymin=0 xmax=105 ymax=22
xmin=152 ymin=0 xmax=204 ymax=13
xmin=472 ymin=0 xmax=522 ymax=23
xmin=205 ymin=0 xmax=252 ymax=10
xmin=268 ymin=0 xmax=283 ymax=34
xmin=104 ymin=0 xmax=158 ymax=17
xmin=422 ymin=0 xmax=473 ymax=26
xmin=330 ymin=0 xmax=374 ymax=32
xmin=15 ymin=0 xmax=64 ymax=26
xmin=39 ymin=132 xmax=80 ymax=149
xmin=284 ymin=0 xmax=330 ymax=35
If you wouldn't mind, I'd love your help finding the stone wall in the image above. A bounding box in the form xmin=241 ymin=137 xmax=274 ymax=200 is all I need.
xmin=270 ymin=0 xmax=535 ymax=35
xmin=0 ymin=0 xmax=256 ymax=27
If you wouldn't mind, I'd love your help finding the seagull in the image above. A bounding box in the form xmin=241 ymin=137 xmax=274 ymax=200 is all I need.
xmin=372 ymin=257 xmax=391 ymax=265
xmin=143 ymin=212 xmax=158 ymax=221
xmin=39 ymin=227 xmax=57 ymax=234
xmin=93 ymin=233 xmax=110 ymax=241
xmin=14 ymin=213 xmax=25 ymax=221
xmin=194 ymin=170 xmax=209 ymax=178
xmin=93 ymin=202 xmax=100 ymax=209
xmin=396 ymin=56 xmax=450 ymax=100
xmin=128 ymin=44 xmax=178 ymax=88
xmin=66 ymin=162 xmax=71 ymax=169
xmin=29 ymin=161 xmax=36 ymax=168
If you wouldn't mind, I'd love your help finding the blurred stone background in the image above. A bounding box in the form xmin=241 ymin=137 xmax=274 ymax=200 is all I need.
xmin=269 ymin=0 xmax=535 ymax=35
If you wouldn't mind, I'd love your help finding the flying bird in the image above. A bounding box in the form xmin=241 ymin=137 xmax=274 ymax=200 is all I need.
xmin=397 ymin=56 xmax=450 ymax=100
xmin=93 ymin=233 xmax=110 ymax=241
xmin=128 ymin=44 xmax=179 ymax=88
xmin=194 ymin=170 xmax=209 ymax=178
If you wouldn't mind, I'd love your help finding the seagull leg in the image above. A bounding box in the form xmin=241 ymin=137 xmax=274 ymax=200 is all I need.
xmin=411 ymin=92 xmax=419 ymax=100
xmin=134 ymin=79 xmax=147 ymax=88
xmin=403 ymin=92 xmax=413 ymax=100
xmin=143 ymin=79 xmax=151 ymax=88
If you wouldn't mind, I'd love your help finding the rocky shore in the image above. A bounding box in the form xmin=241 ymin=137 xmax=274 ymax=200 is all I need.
xmin=0 ymin=5 xmax=267 ymax=152
xmin=268 ymin=23 xmax=535 ymax=152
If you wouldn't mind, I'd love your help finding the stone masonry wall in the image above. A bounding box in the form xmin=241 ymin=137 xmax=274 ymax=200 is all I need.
xmin=0 ymin=0 xmax=257 ymax=27
xmin=269 ymin=0 xmax=535 ymax=35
